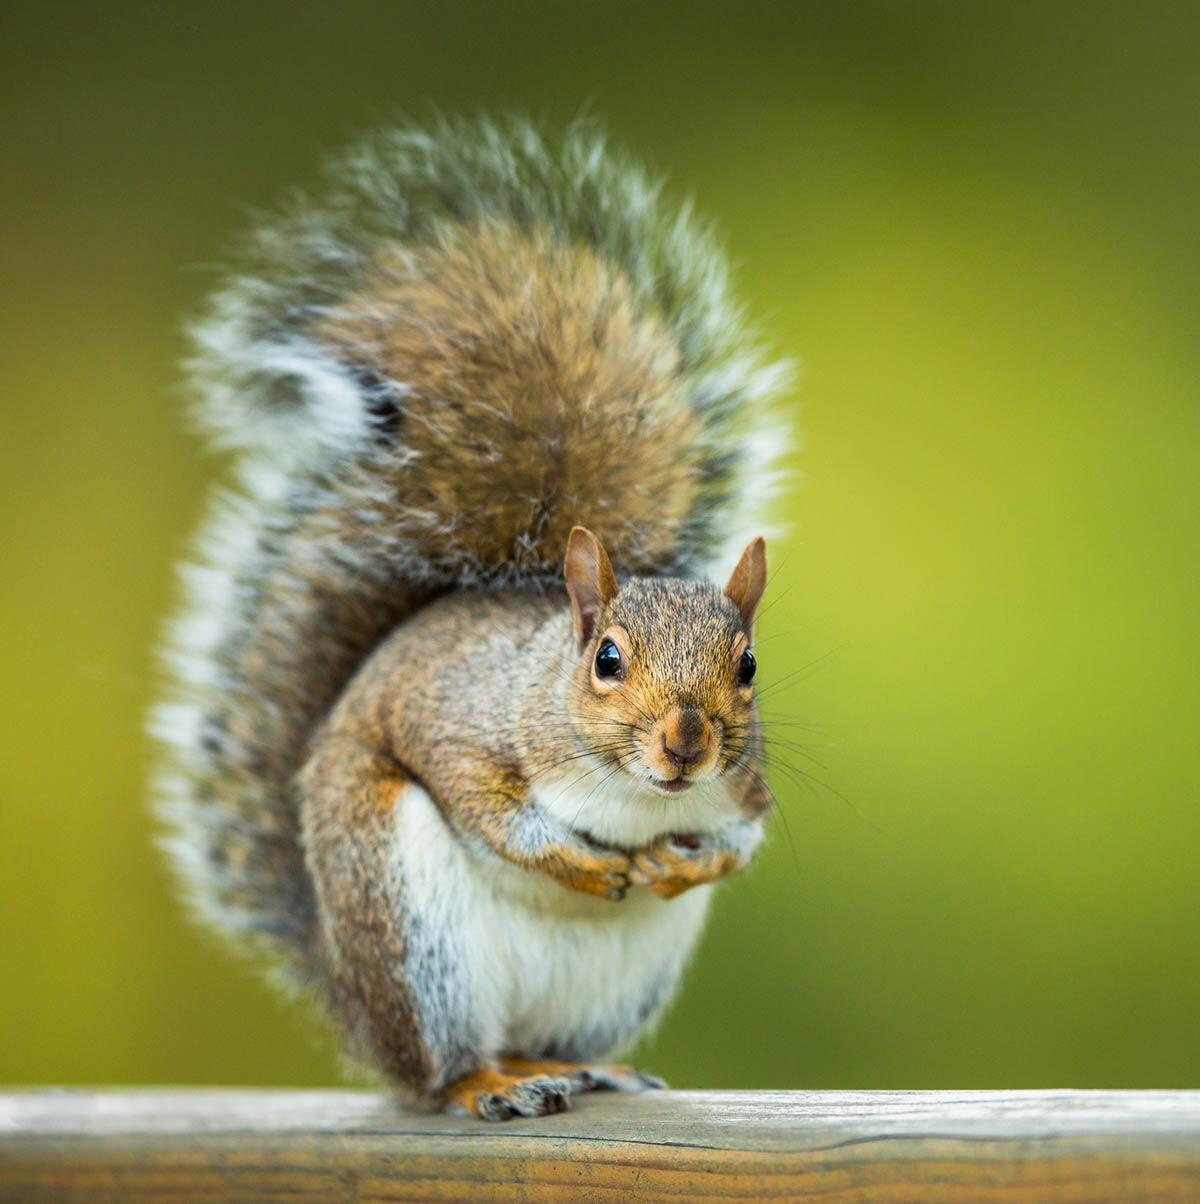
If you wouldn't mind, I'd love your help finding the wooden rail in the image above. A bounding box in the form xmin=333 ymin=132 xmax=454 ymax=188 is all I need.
xmin=2 ymin=1088 xmax=1199 ymax=1201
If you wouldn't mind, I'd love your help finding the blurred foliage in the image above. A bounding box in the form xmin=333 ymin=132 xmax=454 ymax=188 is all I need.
xmin=2 ymin=1 xmax=1198 ymax=1090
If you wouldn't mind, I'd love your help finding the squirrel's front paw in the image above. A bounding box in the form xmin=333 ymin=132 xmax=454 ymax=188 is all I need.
xmin=629 ymin=834 xmax=741 ymax=900
xmin=544 ymin=841 xmax=631 ymax=901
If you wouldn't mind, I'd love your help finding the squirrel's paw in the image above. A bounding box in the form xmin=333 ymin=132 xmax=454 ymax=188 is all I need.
xmin=544 ymin=841 xmax=631 ymax=901
xmin=629 ymin=834 xmax=740 ymax=900
xmin=444 ymin=1067 xmax=572 ymax=1121
xmin=502 ymin=1056 xmax=666 ymax=1094
xmin=572 ymin=1063 xmax=667 ymax=1093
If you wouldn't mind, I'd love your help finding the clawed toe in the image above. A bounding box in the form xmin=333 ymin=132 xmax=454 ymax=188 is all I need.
xmin=446 ymin=1066 xmax=576 ymax=1121
xmin=475 ymin=1074 xmax=572 ymax=1121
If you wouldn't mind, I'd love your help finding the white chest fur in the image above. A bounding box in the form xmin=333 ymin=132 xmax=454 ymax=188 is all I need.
xmin=530 ymin=753 xmax=746 ymax=847
xmin=389 ymin=781 xmax=716 ymax=1084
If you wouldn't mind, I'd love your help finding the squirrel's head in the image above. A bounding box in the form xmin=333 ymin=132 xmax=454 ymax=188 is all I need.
xmin=563 ymin=527 xmax=766 ymax=797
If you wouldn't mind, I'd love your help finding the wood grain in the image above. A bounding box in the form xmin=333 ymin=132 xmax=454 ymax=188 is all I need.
xmin=2 ymin=1089 xmax=1198 ymax=1202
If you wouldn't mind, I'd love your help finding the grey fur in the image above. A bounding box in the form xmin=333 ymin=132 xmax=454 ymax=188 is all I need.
xmin=395 ymin=893 xmax=480 ymax=1089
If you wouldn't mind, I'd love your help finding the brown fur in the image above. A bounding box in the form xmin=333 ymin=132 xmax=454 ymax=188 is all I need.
xmin=318 ymin=222 xmax=704 ymax=575
xmin=299 ymin=737 xmax=434 ymax=1086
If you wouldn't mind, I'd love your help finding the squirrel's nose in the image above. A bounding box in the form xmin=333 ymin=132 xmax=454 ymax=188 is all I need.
xmin=662 ymin=736 xmax=704 ymax=769
xmin=660 ymin=704 xmax=712 ymax=769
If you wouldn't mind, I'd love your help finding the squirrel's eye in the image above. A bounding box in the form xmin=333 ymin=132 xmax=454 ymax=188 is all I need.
xmin=594 ymin=638 xmax=623 ymax=679
xmin=737 ymin=648 xmax=757 ymax=686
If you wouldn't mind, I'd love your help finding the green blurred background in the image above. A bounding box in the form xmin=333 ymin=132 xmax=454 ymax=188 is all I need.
xmin=3 ymin=1 xmax=1198 ymax=1091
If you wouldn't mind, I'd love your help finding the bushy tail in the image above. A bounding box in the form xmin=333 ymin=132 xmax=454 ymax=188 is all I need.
xmin=153 ymin=115 xmax=789 ymax=983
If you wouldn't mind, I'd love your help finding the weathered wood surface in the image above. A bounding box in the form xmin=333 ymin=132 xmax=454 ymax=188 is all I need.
xmin=2 ymin=1088 xmax=1199 ymax=1202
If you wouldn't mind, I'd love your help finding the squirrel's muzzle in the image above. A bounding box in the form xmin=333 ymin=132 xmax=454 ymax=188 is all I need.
xmin=651 ymin=705 xmax=718 ymax=779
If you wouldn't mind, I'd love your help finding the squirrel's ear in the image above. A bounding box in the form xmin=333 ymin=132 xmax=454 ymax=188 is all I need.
xmin=564 ymin=526 xmax=618 ymax=653
xmin=725 ymin=536 xmax=768 ymax=634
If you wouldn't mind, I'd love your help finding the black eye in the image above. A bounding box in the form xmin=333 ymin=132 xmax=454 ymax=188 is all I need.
xmin=595 ymin=638 xmax=623 ymax=679
xmin=737 ymin=648 xmax=757 ymax=686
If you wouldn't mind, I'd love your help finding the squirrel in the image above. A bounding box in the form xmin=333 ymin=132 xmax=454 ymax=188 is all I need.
xmin=153 ymin=116 xmax=789 ymax=1120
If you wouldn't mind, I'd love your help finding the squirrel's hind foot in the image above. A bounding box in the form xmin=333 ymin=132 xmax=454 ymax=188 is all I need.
xmin=445 ymin=1066 xmax=573 ymax=1121
xmin=444 ymin=1058 xmax=666 ymax=1120
xmin=502 ymin=1056 xmax=666 ymax=1095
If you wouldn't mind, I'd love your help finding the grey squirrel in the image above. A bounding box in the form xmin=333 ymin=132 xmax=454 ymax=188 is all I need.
xmin=154 ymin=116 xmax=789 ymax=1119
